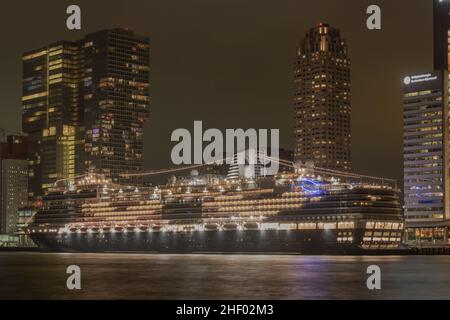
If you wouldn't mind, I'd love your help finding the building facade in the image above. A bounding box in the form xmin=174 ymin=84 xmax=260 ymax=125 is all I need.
xmin=433 ymin=0 xmax=450 ymax=71
xmin=293 ymin=23 xmax=351 ymax=171
xmin=22 ymin=41 xmax=86 ymax=197
xmin=0 ymin=135 xmax=28 ymax=235
xmin=22 ymin=29 xmax=150 ymax=198
xmin=403 ymin=71 xmax=450 ymax=244
xmin=81 ymin=29 xmax=150 ymax=184
xmin=401 ymin=1 xmax=450 ymax=245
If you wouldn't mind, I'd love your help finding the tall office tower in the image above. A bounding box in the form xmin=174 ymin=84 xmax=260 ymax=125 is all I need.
xmin=433 ymin=0 xmax=450 ymax=71
xmin=22 ymin=47 xmax=47 ymax=198
xmin=81 ymin=29 xmax=150 ymax=183
xmin=293 ymin=23 xmax=351 ymax=171
xmin=403 ymin=71 xmax=450 ymax=244
xmin=22 ymin=42 xmax=83 ymax=197
xmin=0 ymin=135 xmax=28 ymax=234
xmin=22 ymin=29 xmax=150 ymax=197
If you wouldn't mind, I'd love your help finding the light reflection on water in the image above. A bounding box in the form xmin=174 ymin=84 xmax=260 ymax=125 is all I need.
xmin=1 ymin=253 xmax=450 ymax=299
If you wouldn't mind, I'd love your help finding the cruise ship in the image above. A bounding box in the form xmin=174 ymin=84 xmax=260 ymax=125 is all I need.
xmin=26 ymin=165 xmax=405 ymax=254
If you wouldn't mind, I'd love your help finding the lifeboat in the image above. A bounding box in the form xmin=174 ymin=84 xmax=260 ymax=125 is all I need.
xmin=139 ymin=225 xmax=149 ymax=232
xmin=114 ymin=226 xmax=124 ymax=233
xmin=183 ymin=225 xmax=195 ymax=232
xmin=204 ymin=223 xmax=219 ymax=231
xmin=91 ymin=227 xmax=100 ymax=233
xmin=223 ymin=223 xmax=238 ymax=231
xmin=152 ymin=225 xmax=163 ymax=232
xmin=79 ymin=227 xmax=88 ymax=233
xmin=102 ymin=226 xmax=111 ymax=233
xmin=126 ymin=226 xmax=136 ymax=233
xmin=69 ymin=227 xmax=78 ymax=233
xmin=244 ymin=222 xmax=259 ymax=230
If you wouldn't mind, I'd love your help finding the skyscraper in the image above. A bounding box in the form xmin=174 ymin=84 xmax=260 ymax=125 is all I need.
xmin=81 ymin=29 xmax=150 ymax=183
xmin=293 ymin=23 xmax=351 ymax=171
xmin=403 ymin=71 xmax=450 ymax=244
xmin=22 ymin=29 xmax=150 ymax=198
xmin=401 ymin=1 xmax=450 ymax=245
xmin=433 ymin=0 xmax=450 ymax=71
xmin=23 ymin=41 xmax=83 ymax=197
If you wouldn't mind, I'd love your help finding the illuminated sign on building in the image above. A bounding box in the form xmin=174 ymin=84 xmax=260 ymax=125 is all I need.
xmin=403 ymin=74 xmax=438 ymax=85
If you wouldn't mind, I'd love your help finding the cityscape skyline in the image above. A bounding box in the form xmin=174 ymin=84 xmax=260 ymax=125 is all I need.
xmin=0 ymin=0 xmax=432 ymax=186
xmin=7 ymin=15 xmax=408 ymax=251
xmin=22 ymin=29 xmax=150 ymax=197
xmin=2 ymin=1 xmax=450 ymax=303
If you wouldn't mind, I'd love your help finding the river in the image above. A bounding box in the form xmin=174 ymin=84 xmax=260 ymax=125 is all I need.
xmin=1 ymin=253 xmax=449 ymax=299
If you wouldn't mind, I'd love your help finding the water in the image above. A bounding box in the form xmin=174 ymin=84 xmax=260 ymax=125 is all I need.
xmin=1 ymin=253 xmax=450 ymax=299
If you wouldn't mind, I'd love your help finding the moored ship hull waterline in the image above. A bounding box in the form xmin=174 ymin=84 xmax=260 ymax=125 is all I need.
xmin=26 ymin=168 xmax=406 ymax=255
xmin=30 ymin=228 xmax=405 ymax=255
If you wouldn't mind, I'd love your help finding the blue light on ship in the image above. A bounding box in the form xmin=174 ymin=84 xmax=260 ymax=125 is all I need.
xmin=295 ymin=178 xmax=326 ymax=195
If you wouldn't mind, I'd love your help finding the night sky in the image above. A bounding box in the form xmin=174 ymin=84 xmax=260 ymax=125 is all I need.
xmin=0 ymin=0 xmax=432 ymax=184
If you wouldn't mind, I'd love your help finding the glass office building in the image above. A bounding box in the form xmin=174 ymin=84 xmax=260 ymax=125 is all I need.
xmin=403 ymin=71 xmax=450 ymax=244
